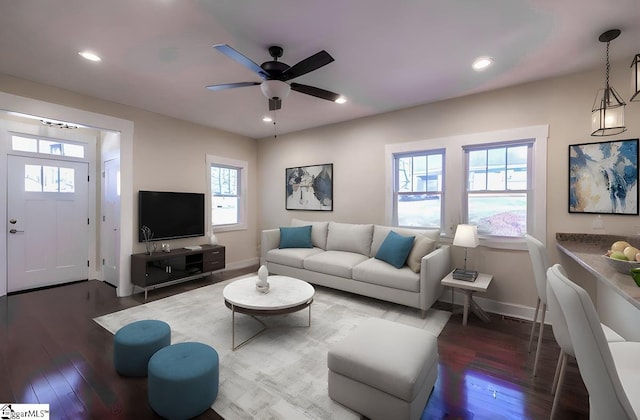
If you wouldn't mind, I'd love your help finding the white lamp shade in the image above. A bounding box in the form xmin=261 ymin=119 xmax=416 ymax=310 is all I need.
xmin=453 ymin=224 xmax=479 ymax=248
xmin=591 ymin=87 xmax=626 ymax=136
xmin=260 ymin=80 xmax=291 ymax=100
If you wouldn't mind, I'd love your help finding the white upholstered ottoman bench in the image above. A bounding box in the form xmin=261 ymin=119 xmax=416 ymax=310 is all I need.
xmin=327 ymin=318 xmax=438 ymax=420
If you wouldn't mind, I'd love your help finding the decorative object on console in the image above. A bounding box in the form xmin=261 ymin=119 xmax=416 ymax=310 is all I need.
xmin=209 ymin=232 xmax=218 ymax=245
xmin=452 ymin=224 xmax=479 ymax=281
xmin=256 ymin=265 xmax=270 ymax=293
xmin=161 ymin=243 xmax=171 ymax=253
xmin=285 ymin=164 xmax=333 ymax=211
xmin=141 ymin=225 xmax=155 ymax=255
xmin=568 ymin=138 xmax=638 ymax=215
xmin=632 ymin=53 xmax=640 ymax=102
xmin=591 ymin=29 xmax=626 ymax=136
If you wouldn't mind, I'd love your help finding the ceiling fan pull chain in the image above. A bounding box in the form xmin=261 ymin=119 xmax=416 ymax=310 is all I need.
xmin=273 ymin=111 xmax=278 ymax=139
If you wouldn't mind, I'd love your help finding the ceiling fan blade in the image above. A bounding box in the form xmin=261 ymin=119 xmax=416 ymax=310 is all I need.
xmin=291 ymin=83 xmax=341 ymax=102
xmin=268 ymin=98 xmax=282 ymax=111
xmin=206 ymin=82 xmax=260 ymax=91
xmin=281 ymin=50 xmax=334 ymax=81
xmin=213 ymin=44 xmax=270 ymax=79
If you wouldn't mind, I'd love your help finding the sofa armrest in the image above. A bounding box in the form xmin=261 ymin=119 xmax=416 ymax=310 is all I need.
xmin=419 ymin=244 xmax=451 ymax=310
xmin=260 ymin=228 xmax=280 ymax=265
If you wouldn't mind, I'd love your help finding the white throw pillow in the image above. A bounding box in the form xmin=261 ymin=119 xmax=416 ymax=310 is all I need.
xmin=291 ymin=218 xmax=329 ymax=249
xmin=326 ymin=222 xmax=374 ymax=256
xmin=406 ymin=235 xmax=436 ymax=272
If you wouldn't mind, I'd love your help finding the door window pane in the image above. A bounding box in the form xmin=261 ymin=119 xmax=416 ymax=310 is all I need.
xmin=24 ymin=165 xmax=42 ymax=192
xmin=11 ymin=135 xmax=85 ymax=158
xmin=24 ymin=164 xmax=75 ymax=193
xmin=12 ymin=136 xmax=38 ymax=153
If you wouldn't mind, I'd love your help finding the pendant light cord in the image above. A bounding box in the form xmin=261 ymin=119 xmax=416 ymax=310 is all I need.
xmin=605 ymin=41 xmax=611 ymax=91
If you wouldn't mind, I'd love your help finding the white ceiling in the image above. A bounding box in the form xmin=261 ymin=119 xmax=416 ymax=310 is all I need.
xmin=0 ymin=0 xmax=639 ymax=139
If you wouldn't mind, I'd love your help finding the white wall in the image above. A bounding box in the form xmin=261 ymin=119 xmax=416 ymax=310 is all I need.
xmin=256 ymin=59 xmax=640 ymax=317
xmin=0 ymin=74 xmax=259 ymax=296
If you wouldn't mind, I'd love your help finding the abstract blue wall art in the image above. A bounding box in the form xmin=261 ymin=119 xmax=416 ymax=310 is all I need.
xmin=285 ymin=163 xmax=333 ymax=211
xmin=569 ymin=139 xmax=639 ymax=214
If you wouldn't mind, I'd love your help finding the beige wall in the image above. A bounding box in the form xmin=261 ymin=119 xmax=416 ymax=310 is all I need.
xmin=256 ymin=58 xmax=640 ymax=316
xmin=0 ymin=73 xmax=259 ymax=273
xmin=2 ymin=58 xmax=639 ymax=313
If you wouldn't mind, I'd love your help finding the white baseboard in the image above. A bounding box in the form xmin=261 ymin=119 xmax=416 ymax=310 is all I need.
xmin=224 ymin=257 xmax=259 ymax=272
xmin=439 ymin=290 xmax=550 ymax=324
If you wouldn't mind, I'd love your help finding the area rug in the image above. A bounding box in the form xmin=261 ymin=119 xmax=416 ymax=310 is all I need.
xmin=94 ymin=276 xmax=451 ymax=419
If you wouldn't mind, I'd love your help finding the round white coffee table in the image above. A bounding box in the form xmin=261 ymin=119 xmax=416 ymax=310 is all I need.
xmin=223 ymin=275 xmax=315 ymax=350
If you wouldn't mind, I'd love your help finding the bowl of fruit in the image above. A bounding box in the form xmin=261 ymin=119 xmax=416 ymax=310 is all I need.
xmin=603 ymin=240 xmax=640 ymax=274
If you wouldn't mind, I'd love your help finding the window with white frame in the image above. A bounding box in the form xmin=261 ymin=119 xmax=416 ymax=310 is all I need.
xmin=385 ymin=125 xmax=548 ymax=249
xmin=393 ymin=149 xmax=444 ymax=228
xmin=207 ymin=155 xmax=247 ymax=231
xmin=463 ymin=140 xmax=533 ymax=237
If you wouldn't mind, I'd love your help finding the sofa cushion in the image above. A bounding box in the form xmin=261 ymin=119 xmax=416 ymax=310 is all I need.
xmin=326 ymin=222 xmax=374 ymax=256
xmin=406 ymin=235 xmax=437 ymax=273
xmin=370 ymin=226 xmax=440 ymax=258
xmin=291 ymin=218 xmax=329 ymax=249
xmin=375 ymin=231 xmax=415 ymax=268
xmin=266 ymin=247 xmax=323 ymax=268
xmin=304 ymin=250 xmax=369 ymax=278
xmin=279 ymin=225 xmax=313 ymax=249
xmin=352 ymin=258 xmax=420 ymax=292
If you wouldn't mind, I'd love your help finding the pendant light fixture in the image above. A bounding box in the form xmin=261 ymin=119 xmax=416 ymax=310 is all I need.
xmin=631 ymin=53 xmax=640 ymax=102
xmin=591 ymin=29 xmax=626 ymax=136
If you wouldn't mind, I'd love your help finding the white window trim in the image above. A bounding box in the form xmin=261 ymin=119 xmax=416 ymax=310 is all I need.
xmin=206 ymin=154 xmax=248 ymax=233
xmin=385 ymin=125 xmax=548 ymax=250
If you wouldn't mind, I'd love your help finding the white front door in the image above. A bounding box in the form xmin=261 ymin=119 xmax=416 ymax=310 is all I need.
xmin=7 ymin=155 xmax=89 ymax=292
xmin=102 ymin=158 xmax=120 ymax=287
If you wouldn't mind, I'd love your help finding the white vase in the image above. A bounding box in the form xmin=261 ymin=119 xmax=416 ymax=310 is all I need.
xmin=256 ymin=265 xmax=269 ymax=293
xmin=209 ymin=232 xmax=218 ymax=245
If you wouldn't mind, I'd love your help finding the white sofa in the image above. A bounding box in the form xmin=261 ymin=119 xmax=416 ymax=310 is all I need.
xmin=261 ymin=219 xmax=451 ymax=314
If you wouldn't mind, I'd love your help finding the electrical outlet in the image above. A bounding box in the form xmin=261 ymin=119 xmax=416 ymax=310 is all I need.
xmin=592 ymin=215 xmax=604 ymax=230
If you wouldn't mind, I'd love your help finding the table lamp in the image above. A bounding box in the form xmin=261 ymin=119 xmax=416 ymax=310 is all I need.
xmin=452 ymin=224 xmax=479 ymax=281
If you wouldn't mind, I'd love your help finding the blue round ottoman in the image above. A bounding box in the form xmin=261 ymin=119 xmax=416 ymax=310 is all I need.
xmin=148 ymin=342 xmax=219 ymax=420
xmin=113 ymin=320 xmax=171 ymax=377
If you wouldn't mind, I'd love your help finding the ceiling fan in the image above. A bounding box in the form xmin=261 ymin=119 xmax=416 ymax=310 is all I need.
xmin=207 ymin=44 xmax=343 ymax=111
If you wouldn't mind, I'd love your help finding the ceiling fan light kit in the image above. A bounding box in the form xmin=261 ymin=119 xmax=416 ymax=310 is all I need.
xmin=207 ymin=44 xmax=343 ymax=112
xmin=590 ymin=29 xmax=626 ymax=137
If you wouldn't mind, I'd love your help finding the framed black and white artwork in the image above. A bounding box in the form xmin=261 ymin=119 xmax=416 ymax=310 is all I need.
xmin=285 ymin=163 xmax=333 ymax=211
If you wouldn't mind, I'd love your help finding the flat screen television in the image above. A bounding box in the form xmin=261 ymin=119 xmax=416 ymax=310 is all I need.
xmin=138 ymin=190 xmax=205 ymax=242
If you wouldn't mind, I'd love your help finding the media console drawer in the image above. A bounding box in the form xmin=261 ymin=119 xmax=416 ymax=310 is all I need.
xmin=131 ymin=244 xmax=225 ymax=298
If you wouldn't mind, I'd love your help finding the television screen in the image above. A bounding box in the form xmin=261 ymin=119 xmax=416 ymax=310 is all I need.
xmin=138 ymin=191 xmax=205 ymax=242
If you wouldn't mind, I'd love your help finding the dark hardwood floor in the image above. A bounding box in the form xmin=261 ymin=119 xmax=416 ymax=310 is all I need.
xmin=1 ymin=271 xmax=588 ymax=419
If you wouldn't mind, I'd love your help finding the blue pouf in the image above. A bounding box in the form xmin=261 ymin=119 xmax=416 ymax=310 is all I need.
xmin=113 ymin=320 xmax=171 ymax=377
xmin=148 ymin=342 xmax=219 ymax=420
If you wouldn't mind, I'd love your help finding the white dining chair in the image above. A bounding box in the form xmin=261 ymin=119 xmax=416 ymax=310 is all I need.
xmin=524 ymin=235 xmax=624 ymax=378
xmin=524 ymin=234 xmax=549 ymax=377
xmin=547 ymin=264 xmax=640 ymax=419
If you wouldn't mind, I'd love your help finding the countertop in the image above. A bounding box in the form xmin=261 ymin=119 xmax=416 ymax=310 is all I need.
xmin=555 ymin=233 xmax=640 ymax=309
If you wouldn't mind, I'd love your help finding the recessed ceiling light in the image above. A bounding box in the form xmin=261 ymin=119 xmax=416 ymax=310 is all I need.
xmin=79 ymin=51 xmax=102 ymax=62
xmin=335 ymin=96 xmax=347 ymax=104
xmin=262 ymin=116 xmax=273 ymax=123
xmin=472 ymin=56 xmax=493 ymax=71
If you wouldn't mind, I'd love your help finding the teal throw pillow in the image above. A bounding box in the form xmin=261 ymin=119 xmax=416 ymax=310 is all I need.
xmin=279 ymin=225 xmax=313 ymax=249
xmin=375 ymin=230 xmax=415 ymax=268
